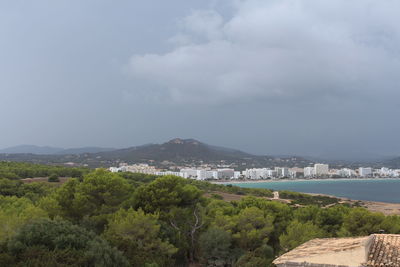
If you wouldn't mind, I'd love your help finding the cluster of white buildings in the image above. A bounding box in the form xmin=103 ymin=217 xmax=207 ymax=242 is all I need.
xmin=339 ymin=167 xmax=400 ymax=178
xmin=155 ymin=168 xmax=240 ymax=180
xmin=242 ymin=167 xmax=298 ymax=179
xmin=304 ymin=164 xmax=330 ymax=178
xmin=109 ymin=164 xmax=240 ymax=180
xmin=109 ymin=163 xmax=400 ymax=180
xmin=109 ymin=163 xmax=157 ymax=174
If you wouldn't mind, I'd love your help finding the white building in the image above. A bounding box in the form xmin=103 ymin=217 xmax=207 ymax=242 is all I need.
xmin=155 ymin=171 xmax=185 ymax=178
xmin=180 ymin=168 xmax=208 ymax=180
xmin=120 ymin=164 xmax=157 ymax=174
xmin=243 ymin=168 xmax=266 ymax=179
xmin=377 ymin=167 xmax=399 ymax=177
xmin=336 ymin=168 xmax=356 ymax=177
xmin=208 ymin=171 xmax=218 ymax=179
xmin=267 ymin=169 xmax=277 ymax=178
xmin=289 ymin=168 xmax=304 ymax=178
xmin=314 ymin=164 xmax=329 ymax=177
xmin=359 ymin=167 xmax=373 ymax=177
xmin=379 ymin=167 xmax=391 ymax=177
xmin=109 ymin=167 xmax=121 ymax=173
xmin=242 ymin=168 xmax=276 ymax=179
xmin=280 ymin=167 xmax=290 ymax=177
xmin=304 ymin=167 xmax=315 ymax=178
xmin=217 ymin=168 xmax=235 ymax=179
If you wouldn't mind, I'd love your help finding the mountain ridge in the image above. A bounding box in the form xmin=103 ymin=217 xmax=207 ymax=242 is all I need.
xmin=0 ymin=138 xmax=310 ymax=168
xmin=1 ymin=138 xmax=397 ymax=169
xmin=0 ymin=145 xmax=116 ymax=155
xmin=0 ymin=145 xmax=64 ymax=155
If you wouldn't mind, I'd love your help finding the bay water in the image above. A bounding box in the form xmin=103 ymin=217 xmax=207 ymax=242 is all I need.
xmin=230 ymin=178 xmax=400 ymax=203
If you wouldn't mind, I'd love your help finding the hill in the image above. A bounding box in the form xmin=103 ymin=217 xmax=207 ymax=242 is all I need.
xmin=56 ymin=147 xmax=116 ymax=155
xmin=0 ymin=145 xmax=116 ymax=156
xmin=0 ymin=138 xmax=311 ymax=168
xmin=0 ymin=145 xmax=63 ymax=155
xmin=382 ymin=156 xmax=400 ymax=169
xmin=96 ymin=138 xmax=251 ymax=161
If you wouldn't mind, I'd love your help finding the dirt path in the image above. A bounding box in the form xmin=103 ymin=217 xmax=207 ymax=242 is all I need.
xmin=360 ymin=201 xmax=400 ymax=215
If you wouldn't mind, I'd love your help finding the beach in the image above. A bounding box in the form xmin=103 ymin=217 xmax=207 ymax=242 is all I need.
xmin=211 ymin=178 xmax=400 ymax=215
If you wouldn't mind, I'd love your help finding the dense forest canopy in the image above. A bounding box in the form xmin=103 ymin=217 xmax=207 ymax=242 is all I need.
xmin=0 ymin=162 xmax=88 ymax=179
xmin=0 ymin=162 xmax=399 ymax=266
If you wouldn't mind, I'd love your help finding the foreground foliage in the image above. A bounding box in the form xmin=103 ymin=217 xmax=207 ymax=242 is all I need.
xmin=2 ymin=219 xmax=128 ymax=266
xmin=0 ymin=162 xmax=88 ymax=180
xmin=1 ymin=162 xmax=400 ymax=266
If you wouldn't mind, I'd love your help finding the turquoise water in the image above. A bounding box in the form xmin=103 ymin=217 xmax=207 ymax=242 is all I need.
xmin=231 ymin=179 xmax=400 ymax=203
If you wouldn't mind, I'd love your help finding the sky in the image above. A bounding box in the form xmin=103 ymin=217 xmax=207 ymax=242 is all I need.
xmin=1 ymin=0 xmax=400 ymax=159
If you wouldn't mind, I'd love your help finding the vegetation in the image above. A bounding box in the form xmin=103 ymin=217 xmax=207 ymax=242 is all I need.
xmin=48 ymin=174 xmax=60 ymax=182
xmin=0 ymin=162 xmax=88 ymax=180
xmin=2 ymin=219 xmax=128 ymax=266
xmin=189 ymin=180 xmax=274 ymax=198
xmin=1 ymin=162 xmax=400 ymax=266
xmin=279 ymin=190 xmax=339 ymax=206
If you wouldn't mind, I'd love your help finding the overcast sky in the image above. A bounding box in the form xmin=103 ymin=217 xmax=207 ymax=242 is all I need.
xmin=1 ymin=0 xmax=400 ymax=159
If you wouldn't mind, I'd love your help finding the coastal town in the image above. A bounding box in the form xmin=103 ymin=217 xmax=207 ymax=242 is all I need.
xmin=109 ymin=163 xmax=400 ymax=180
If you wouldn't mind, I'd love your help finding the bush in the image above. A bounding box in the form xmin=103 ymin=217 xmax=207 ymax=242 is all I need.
xmin=5 ymin=219 xmax=129 ymax=266
xmin=210 ymin=193 xmax=224 ymax=200
xmin=48 ymin=174 xmax=60 ymax=183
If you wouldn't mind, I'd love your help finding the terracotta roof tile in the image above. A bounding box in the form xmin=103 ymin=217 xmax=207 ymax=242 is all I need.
xmin=367 ymin=234 xmax=400 ymax=267
xmin=273 ymin=234 xmax=400 ymax=267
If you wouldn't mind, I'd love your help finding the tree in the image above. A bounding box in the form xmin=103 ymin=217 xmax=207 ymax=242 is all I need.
xmin=233 ymin=207 xmax=274 ymax=251
xmin=236 ymin=197 xmax=293 ymax=250
xmin=51 ymin=170 xmax=134 ymax=231
xmin=0 ymin=196 xmax=48 ymax=241
xmin=132 ymin=175 xmax=202 ymax=215
xmin=5 ymin=219 xmax=129 ymax=267
xmin=279 ymin=220 xmax=325 ymax=251
xmin=169 ymin=204 xmax=206 ymax=263
xmin=235 ymin=252 xmax=270 ymax=267
xmin=293 ymin=205 xmax=320 ymax=223
xmin=103 ymin=208 xmax=177 ymax=267
xmin=315 ymin=206 xmax=348 ymax=236
xmin=340 ymin=208 xmax=385 ymax=236
xmin=48 ymin=174 xmax=60 ymax=182
xmin=199 ymin=227 xmax=238 ymax=267
xmin=0 ymin=179 xmax=23 ymax=197
xmin=52 ymin=178 xmax=81 ymax=220
xmin=74 ymin=169 xmax=134 ymax=214
xmin=381 ymin=215 xmax=400 ymax=234
xmin=0 ymin=178 xmax=54 ymax=202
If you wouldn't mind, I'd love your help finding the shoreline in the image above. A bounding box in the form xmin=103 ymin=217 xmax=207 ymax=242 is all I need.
xmin=210 ymin=178 xmax=400 ymax=214
xmin=212 ymin=177 xmax=400 ymax=184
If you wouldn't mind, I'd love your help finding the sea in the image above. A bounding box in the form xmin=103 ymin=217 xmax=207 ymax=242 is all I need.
xmin=230 ymin=178 xmax=400 ymax=203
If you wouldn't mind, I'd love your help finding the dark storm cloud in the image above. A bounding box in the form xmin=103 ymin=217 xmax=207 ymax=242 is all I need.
xmin=128 ymin=0 xmax=400 ymax=104
xmin=1 ymin=0 xmax=399 ymax=158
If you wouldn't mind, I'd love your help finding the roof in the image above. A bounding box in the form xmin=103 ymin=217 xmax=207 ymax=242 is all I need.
xmin=273 ymin=234 xmax=400 ymax=267
xmin=367 ymin=234 xmax=400 ymax=266
xmin=273 ymin=236 xmax=369 ymax=266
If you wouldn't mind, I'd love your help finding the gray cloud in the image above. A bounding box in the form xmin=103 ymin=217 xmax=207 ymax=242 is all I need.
xmin=128 ymin=0 xmax=400 ymax=104
xmin=1 ymin=0 xmax=399 ymax=158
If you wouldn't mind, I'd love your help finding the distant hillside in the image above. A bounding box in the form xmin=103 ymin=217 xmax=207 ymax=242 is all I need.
xmin=0 ymin=145 xmax=63 ymax=155
xmin=0 ymin=138 xmax=311 ymax=168
xmin=96 ymin=138 xmax=253 ymax=162
xmin=56 ymin=147 xmax=116 ymax=155
xmin=92 ymin=138 xmax=313 ymax=168
xmin=382 ymin=157 xmax=400 ymax=169
xmin=0 ymin=145 xmax=116 ymax=155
